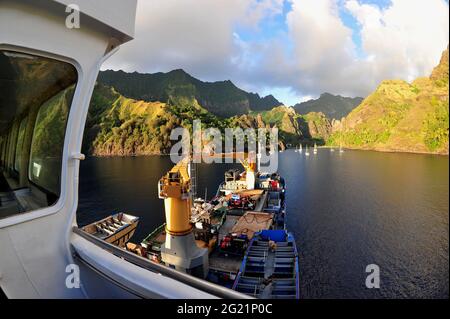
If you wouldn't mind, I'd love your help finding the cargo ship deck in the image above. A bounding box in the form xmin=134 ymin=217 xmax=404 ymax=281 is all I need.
xmin=81 ymin=160 xmax=298 ymax=298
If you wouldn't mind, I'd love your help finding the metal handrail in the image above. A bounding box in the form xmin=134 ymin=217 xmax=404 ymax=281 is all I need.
xmin=72 ymin=226 xmax=252 ymax=299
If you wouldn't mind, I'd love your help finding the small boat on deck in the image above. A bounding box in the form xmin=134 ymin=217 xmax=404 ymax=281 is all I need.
xmin=81 ymin=213 xmax=139 ymax=248
xmin=232 ymin=229 xmax=299 ymax=299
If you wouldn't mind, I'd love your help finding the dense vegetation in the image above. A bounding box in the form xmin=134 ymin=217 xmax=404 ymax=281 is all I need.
xmin=84 ymin=47 xmax=448 ymax=156
xmin=98 ymin=69 xmax=282 ymax=118
xmin=250 ymin=107 xmax=331 ymax=146
xmin=294 ymin=93 xmax=363 ymax=120
xmin=328 ymin=47 xmax=449 ymax=154
xmin=301 ymin=112 xmax=333 ymax=143
xmin=82 ymin=84 xmax=335 ymax=156
xmin=84 ymin=69 xmax=338 ymax=156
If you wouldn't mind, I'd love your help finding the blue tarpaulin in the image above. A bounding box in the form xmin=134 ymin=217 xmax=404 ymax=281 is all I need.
xmin=260 ymin=230 xmax=286 ymax=242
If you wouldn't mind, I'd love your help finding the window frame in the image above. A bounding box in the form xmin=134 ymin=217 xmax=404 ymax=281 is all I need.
xmin=0 ymin=45 xmax=81 ymax=228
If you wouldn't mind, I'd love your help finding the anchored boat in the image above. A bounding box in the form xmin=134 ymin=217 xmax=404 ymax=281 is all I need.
xmin=81 ymin=213 xmax=139 ymax=248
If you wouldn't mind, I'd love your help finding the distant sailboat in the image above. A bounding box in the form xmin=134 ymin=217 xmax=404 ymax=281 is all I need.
xmin=305 ymin=145 xmax=310 ymax=156
xmin=339 ymin=128 xmax=345 ymax=154
xmin=299 ymin=144 xmax=303 ymax=154
xmin=313 ymin=143 xmax=318 ymax=155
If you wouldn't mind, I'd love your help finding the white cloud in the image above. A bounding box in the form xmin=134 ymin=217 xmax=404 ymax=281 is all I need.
xmin=284 ymin=0 xmax=358 ymax=95
xmin=103 ymin=0 xmax=449 ymax=105
xmin=288 ymin=0 xmax=355 ymax=70
xmin=245 ymin=0 xmax=285 ymax=29
xmin=273 ymin=0 xmax=449 ymax=98
xmin=346 ymin=0 xmax=449 ymax=83
xmin=102 ymin=0 xmax=283 ymax=81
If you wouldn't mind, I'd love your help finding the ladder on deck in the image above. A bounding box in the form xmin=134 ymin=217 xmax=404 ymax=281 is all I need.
xmin=189 ymin=161 xmax=198 ymax=199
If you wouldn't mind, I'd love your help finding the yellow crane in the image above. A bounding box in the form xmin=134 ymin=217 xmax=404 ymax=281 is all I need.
xmin=158 ymin=157 xmax=209 ymax=278
xmin=158 ymin=157 xmax=193 ymax=236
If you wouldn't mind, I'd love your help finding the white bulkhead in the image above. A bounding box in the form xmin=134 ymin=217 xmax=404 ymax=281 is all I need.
xmin=0 ymin=0 xmax=222 ymax=298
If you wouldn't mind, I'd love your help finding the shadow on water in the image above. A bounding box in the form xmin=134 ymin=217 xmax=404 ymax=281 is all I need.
xmin=77 ymin=150 xmax=449 ymax=298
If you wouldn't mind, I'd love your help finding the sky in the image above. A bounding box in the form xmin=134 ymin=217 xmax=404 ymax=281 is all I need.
xmin=102 ymin=0 xmax=449 ymax=106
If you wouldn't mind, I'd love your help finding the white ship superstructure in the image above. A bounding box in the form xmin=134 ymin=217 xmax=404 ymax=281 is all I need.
xmin=0 ymin=0 xmax=244 ymax=299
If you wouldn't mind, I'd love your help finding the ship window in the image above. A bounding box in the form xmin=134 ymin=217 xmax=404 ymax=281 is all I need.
xmin=0 ymin=138 xmax=4 ymax=167
xmin=6 ymin=124 xmax=18 ymax=172
xmin=0 ymin=50 xmax=77 ymax=220
xmin=14 ymin=116 xmax=28 ymax=173
xmin=29 ymin=86 xmax=75 ymax=194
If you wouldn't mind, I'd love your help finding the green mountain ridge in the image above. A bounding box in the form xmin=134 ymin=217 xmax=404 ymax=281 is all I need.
xmin=294 ymin=93 xmax=363 ymax=120
xmin=98 ymin=69 xmax=282 ymax=118
xmin=84 ymin=47 xmax=448 ymax=157
xmin=82 ymin=82 xmax=334 ymax=156
xmin=250 ymin=106 xmax=332 ymax=146
xmin=328 ymin=46 xmax=449 ymax=155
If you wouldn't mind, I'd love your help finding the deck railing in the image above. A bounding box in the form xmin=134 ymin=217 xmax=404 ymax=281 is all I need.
xmin=72 ymin=226 xmax=252 ymax=299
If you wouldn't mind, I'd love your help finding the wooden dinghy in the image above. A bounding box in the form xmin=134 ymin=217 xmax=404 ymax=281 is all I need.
xmin=81 ymin=213 xmax=139 ymax=248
